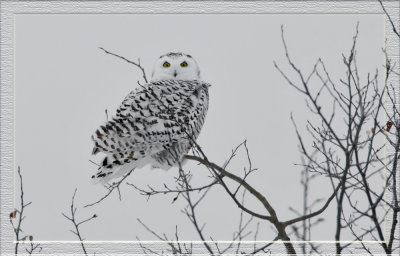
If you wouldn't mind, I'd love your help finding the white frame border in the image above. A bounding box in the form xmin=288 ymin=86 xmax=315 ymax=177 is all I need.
xmin=1 ymin=1 xmax=399 ymax=255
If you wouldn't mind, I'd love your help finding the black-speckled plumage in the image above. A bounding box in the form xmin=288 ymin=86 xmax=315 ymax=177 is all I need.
xmin=91 ymin=79 xmax=210 ymax=183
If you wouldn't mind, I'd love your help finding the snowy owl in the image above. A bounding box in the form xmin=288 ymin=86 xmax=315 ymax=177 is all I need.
xmin=91 ymin=52 xmax=210 ymax=183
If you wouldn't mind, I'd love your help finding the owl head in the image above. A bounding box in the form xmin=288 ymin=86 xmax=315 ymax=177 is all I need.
xmin=151 ymin=52 xmax=201 ymax=81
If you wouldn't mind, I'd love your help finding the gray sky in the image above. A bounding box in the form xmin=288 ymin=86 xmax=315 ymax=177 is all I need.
xmin=15 ymin=14 xmax=383 ymax=241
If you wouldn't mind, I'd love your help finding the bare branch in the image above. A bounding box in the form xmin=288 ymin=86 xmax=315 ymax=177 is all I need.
xmin=84 ymin=168 xmax=134 ymax=208
xmin=62 ymin=189 xmax=97 ymax=256
xmin=10 ymin=167 xmax=33 ymax=256
xmin=378 ymin=0 xmax=400 ymax=38
xmin=99 ymin=47 xmax=148 ymax=83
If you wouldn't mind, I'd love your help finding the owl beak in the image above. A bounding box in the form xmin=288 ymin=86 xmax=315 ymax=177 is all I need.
xmin=173 ymin=70 xmax=178 ymax=77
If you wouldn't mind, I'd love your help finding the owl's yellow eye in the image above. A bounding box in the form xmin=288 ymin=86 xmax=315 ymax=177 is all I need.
xmin=180 ymin=61 xmax=188 ymax=67
xmin=163 ymin=61 xmax=170 ymax=68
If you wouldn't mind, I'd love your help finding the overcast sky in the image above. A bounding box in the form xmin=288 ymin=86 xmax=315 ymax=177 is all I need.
xmin=15 ymin=14 xmax=383 ymax=241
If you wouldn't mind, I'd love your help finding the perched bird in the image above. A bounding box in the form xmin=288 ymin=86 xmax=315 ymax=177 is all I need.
xmin=91 ymin=52 xmax=210 ymax=183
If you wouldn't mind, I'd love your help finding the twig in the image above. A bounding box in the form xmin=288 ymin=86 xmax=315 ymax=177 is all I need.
xmin=283 ymin=182 xmax=340 ymax=227
xmin=99 ymin=47 xmax=148 ymax=83
xmin=127 ymin=179 xmax=218 ymax=203
xmin=10 ymin=167 xmax=33 ymax=256
xmin=251 ymin=236 xmax=279 ymax=254
xmin=25 ymin=240 xmax=43 ymax=255
xmin=84 ymin=168 xmax=134 ymax=208
xmin=177 ymin=163 xmax=215 ymax=255
xmin=378 ymin=0 xmax=400 ymax=38
xmin=62 ymin=189 xmax=97 ymax=256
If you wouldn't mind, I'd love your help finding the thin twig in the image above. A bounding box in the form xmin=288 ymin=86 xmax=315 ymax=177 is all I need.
xmin=62 ymin=189 xmax=97 ymax=256
xmin=84 ymin=168 xmax=135 ymax=208
xmin=99 ymin=47 xmax=148 ymax=83
xmin=10 ymin=167 xmax=33 ymax=256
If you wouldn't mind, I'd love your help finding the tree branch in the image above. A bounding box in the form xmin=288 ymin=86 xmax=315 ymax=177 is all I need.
xmin=62 ymin=189 xmax=97 ymax=256
xmin=99 ymin=47 xmax=148 ymax=83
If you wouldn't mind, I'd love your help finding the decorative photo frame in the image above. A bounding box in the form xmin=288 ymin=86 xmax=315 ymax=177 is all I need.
xmin=1 ymin=1 xmax=399 ymax=255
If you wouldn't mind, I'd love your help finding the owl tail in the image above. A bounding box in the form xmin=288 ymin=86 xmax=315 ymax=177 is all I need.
xmin=90 ymin=152 xmax=136 ymax=185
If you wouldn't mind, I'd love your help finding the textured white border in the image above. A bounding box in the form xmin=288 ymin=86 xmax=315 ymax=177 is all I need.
xmin=1 ymin=1 xmax=399 ymax=255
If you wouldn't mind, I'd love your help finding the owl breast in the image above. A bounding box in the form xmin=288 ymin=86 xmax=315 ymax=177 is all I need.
xmin=150 ymin=81 xmax=210 ymax=169
xmin=91 ymin=79 xmax=210 ymax=182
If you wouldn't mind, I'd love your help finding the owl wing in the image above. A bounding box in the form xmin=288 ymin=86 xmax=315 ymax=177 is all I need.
xmin=91 ymin=79 xmax=210 ymax=170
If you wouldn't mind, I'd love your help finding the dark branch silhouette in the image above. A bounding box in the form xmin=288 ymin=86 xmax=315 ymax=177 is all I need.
xmin=84 ymin=168 xmax=135 ymax=208
xmin=99 ymin=47 xmax=148 ymax=84
xmin=9 ymin=167 xmax=41 ymax=256
xmin=275 ymin=18 xmax=400 ymax=254
xmin=62 ymin=189 xmax=98 ymax=256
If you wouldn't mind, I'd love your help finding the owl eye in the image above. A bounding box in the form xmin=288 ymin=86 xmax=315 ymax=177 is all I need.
xmin=163 ymin=61 xmax=170 ymax=68
xmin=180 ymin=61 xmax=188 ymax=67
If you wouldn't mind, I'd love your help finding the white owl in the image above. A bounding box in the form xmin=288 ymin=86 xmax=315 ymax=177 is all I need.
xmin=91 ymin=52 xmax=210 ymax=183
